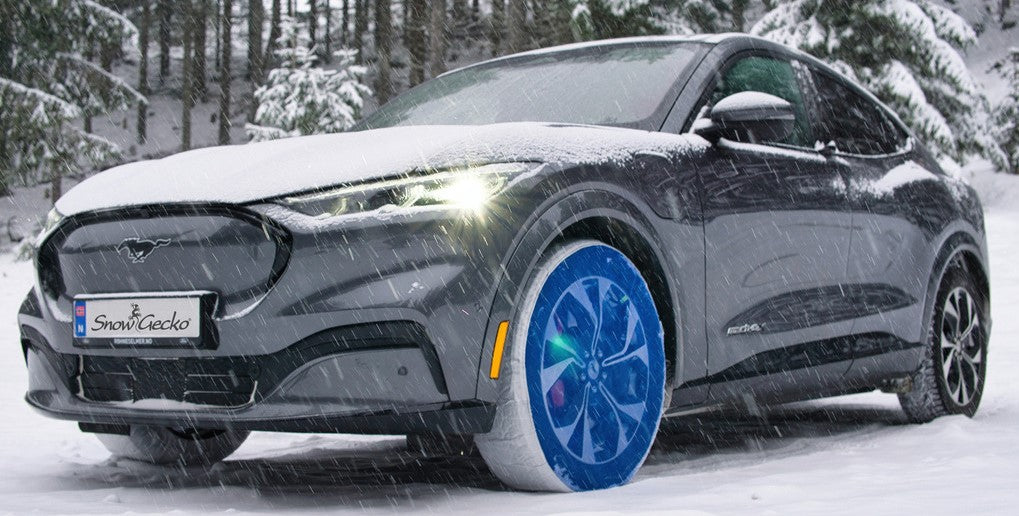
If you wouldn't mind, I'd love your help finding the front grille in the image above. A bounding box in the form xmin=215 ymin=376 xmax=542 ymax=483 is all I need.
xmin=38 ymin=205 xmax=290 ymax=319
xmin=79 ymin=356 xmax=258 ymax=407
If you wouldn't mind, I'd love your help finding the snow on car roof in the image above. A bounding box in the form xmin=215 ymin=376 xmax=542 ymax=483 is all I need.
xmin=440 ymin=33 xmax=752 ymax=77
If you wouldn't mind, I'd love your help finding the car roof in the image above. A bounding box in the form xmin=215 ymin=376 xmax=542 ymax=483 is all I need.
xmin=440 ymin=33 xmax=804 ymax=77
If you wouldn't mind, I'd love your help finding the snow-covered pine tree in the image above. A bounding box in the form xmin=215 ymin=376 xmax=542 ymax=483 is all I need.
xmin=753 ymin=0 xmax=1007 ymax=172
xmin=246 ymin=17 xmax=372 ymax=142
xmin=570 ymin=1 xmax=661 ymax=42
xmin=993 ymin=47 xmax=1019 ymax=174
xmin=654 ymin=0 xmax=755 ymax=34
xmin=0 ymin=0 xmax=144 ymax=198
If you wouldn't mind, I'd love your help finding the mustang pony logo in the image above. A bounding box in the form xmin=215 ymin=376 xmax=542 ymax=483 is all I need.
xmin=116 ymin=238 xmax=171 ymax=263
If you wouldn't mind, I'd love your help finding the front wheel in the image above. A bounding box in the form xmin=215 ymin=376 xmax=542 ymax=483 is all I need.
xmin=476 ymin=241 xmax=666 ymax=491
xmin=899 ymin=264 xmax=989 ymax=423
xmin=97 ymin=425 xmax=249 ymax=467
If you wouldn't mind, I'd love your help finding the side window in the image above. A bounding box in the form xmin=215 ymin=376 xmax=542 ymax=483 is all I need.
xmin=701 ymin=56 xmax=814 ymax=148
xmin=811 ymin=71 xmax=907 ymax=155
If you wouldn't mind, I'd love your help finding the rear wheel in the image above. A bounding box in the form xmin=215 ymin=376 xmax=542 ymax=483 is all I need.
xmin=97 ymin=425 xmax=249 ymax=466
xmin=899 ymin=264 xmax=988 ymax=423
xmin=476 ymin=240 xmax=666 ymax=491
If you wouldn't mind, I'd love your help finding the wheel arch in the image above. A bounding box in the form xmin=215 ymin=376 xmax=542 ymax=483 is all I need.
xmin=473 ymin=186 xmax=685 ymax=403
xmin=552 ymin=216 xmax=679 ymax=387
xmin=923 ymin=231 xmax=991 ymax=341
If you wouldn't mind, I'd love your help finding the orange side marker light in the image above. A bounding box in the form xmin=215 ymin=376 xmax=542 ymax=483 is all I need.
xmin=489 ymin=321 xmax=510 ymax=379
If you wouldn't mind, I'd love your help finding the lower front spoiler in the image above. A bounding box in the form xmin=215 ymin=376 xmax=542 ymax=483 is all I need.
xmin=26 ymin=392 xmax=495 ymax=435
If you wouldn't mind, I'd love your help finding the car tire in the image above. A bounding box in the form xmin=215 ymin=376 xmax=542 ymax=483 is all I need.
xmin=475 ymin=240 xmax=666 ymax=491
xmin=97 ymin=426 xmax=249 ymax=466
xmin=899 ymin=263 xmax=989 ymax=423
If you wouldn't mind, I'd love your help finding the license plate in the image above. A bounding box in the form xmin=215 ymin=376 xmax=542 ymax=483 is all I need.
xmin=73 ymin=295 xmax=202 ymax=342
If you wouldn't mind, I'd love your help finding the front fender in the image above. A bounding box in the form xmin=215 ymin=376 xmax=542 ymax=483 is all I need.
xmin=472 ymin=184 xmax=703 ymax=404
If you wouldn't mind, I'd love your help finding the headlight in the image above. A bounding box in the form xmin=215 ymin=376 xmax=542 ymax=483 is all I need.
xmin=278 ymin=163 xmax=532 ymax=218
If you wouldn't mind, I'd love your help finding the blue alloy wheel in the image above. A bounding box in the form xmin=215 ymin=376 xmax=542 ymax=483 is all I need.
xmin=477 ymin=241 xmax=666 ymax=492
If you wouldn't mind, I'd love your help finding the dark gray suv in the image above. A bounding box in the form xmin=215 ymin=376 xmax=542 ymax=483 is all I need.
xmin=18 ymin=34 xmax=990 ymax=492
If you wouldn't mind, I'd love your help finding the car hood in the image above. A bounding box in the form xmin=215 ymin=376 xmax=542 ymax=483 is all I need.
xmin=56 ymin=122 xmax=708 ymax=216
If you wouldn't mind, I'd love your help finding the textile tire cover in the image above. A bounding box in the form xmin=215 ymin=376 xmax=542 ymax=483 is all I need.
xmin=477 ymin=240 xmax=666 ymax=491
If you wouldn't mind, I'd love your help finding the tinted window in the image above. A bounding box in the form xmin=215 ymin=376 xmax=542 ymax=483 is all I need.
xmin=356 ymin=44 xmax=701 ymax=129
xmin=811 ymin=71 xmax=907 ymax=155
xmin=703 ymin=56 xmax=814 ymax=147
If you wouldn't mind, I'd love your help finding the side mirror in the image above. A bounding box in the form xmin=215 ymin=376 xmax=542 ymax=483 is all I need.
xmin=694 ymin=91 xmax=795 ymax=144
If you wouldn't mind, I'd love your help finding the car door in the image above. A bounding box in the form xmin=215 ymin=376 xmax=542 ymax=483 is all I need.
xmin=806 ymin=69 xmax=936 ymax=382
xmin=693 ymin=54 xmax=857 ymax=403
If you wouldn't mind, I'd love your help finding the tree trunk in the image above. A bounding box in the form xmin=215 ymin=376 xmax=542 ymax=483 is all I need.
xmin=406 ymin=0 xmax=426 ymax=86
xmin=0 ymin=2 xmax=12 ymax=79
xmin=288 ymin=0 xmax=294 ymax=16
xmin=731 ymin=0 xmax=748 ymax=33
xmin=429 ymin=0 xmax=447 ymax=77
xmin=489 ymin=0 xmax=503 ymax=56
xmin=182 ymin=0 xmax=194 ymax=151
xmin=451 ymin=0 xmax=468 ymax=49
xmin=50 ymin=172 xmax=62 ymax=205
xmin=374 ymin=0 xmax=393 ymax=103
xmin=247 ymin=0 xmax=265 ymax=83
xmin=195 ymin=0 xmax=209 ymax=100
xmin=324 ymin=0 xmax=332 ymax=62
xmin=214 ymin=0 xmax=221 ymax=70
xmin=354 ymin=0 xmax=368 ymax=63
xmin=309 ymin=0 xmax=318 ymax=49
xmin=219 ymin=0 xmax=233 ymax=144
xmin=158 ymin=0 xmax=172 ymax=82
xmin=138 ymin=0 xmax=151 ymax=144
xmin=266 ymin=0 xmax=282 ymax=67
xmin=341 ymin=0 xmax=349 ymax=45
xmin=507 ymin=0 xmax=527 ymax=53
xmin=1003 ymin=0 xmax=1013 ymax=24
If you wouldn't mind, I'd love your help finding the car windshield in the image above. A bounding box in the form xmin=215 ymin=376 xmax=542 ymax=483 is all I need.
xmin=355 ymin=43 xmax=702 ymax=130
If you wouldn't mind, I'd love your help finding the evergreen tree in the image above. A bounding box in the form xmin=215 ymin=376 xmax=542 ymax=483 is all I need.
xmin=993 ymin=47 xmax=1019 ymax=174
xmin=219 ymin=0 xmax=234 ymax=144
xmin=374 ymin=0 xmax=394 ymax=103
xmin=309 ymin=0 xmax=319 ymax=48
xmin=489 ymin=0 xmax=505 ymax=56
xmin=0 ymin=0 xmax=144 ymax=198
xmin=654 ymin=0 xmax=754 ymax=34
xmin=507 ymin=0 xmax=528 ymax=52
xmin=354 ymin=0 xmax=369 ymax=63
xmin=158 ymin=0 xmax=172 ymax=81
xmin=430 ymin=0 xmax=449 ymax=73
xmin=753 ymin=0 xmax=1007 ymax=171
xmin=324 ymin=0 xmax=333 ymax=62
xmin=194 ymin=0 xmax=210 ymax=100
xmin=571 ymin=1 xmax=662 ymax=41
xmin=406 ymin=0 xmax=428 ymax=86
xmin=247 ymin=17 xmax=372 ymax=141
xmin=182 ymin=0 xmax=195 ymax=150
xmin=341 ymin=0 xmax=350 ymax=45
xmin=267 ymin=0 xmax=284 ymax=67
xmin=248 ymin=0 xmax=265 ymax=82
xmin=137 ymin=0 xmax=151 ymax=144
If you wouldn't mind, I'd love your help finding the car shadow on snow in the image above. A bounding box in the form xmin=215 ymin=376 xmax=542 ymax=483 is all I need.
xmin=53 ymin=401 xmax=909 ymax=510
xmin=646 ymin=401 xmax=909 ymax=472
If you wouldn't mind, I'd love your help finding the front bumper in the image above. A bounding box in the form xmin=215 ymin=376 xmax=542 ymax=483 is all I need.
xmin=25 ymin=342 xmax=493 ymax=434
xmin=19 ymin=198 xmax=529 ymax=434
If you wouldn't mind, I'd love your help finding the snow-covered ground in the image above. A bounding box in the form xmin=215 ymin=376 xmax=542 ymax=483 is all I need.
xmin=0 ymin=170 xmax=1017 ymax=514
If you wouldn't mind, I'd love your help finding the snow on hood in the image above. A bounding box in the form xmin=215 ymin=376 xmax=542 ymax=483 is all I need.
xmin=56 ymin=122 xmax=708 ymax=216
